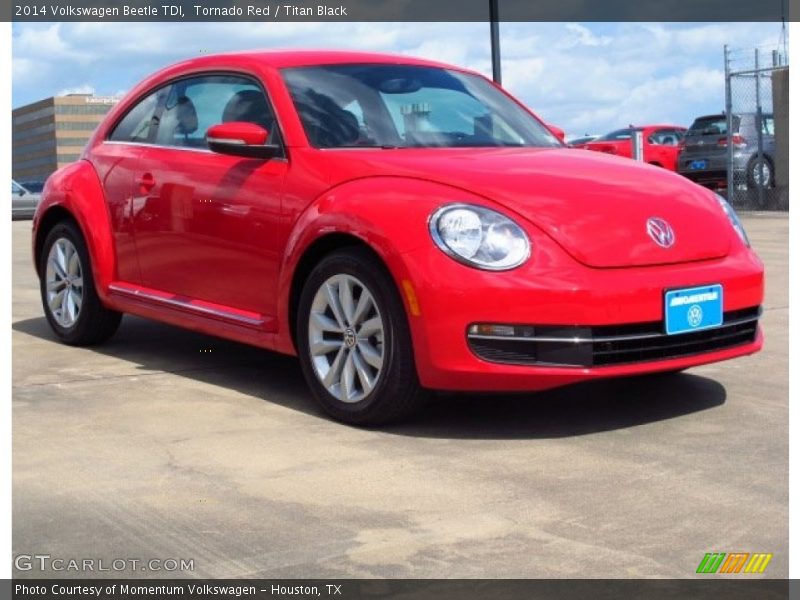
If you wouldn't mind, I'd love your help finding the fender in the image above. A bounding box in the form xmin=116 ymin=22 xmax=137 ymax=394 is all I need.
xmin=33 ymin=160 xmax=117 ymax=303
xmin=273 ymin=176 xmax=492 ymax=356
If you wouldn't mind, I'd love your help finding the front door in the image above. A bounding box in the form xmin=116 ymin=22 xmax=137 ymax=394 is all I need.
xmin=130 ymin=74 xmax=288 ymax=317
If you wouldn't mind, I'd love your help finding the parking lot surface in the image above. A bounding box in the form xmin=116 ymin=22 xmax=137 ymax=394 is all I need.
xmin=12 ymin=214 xmax=788 ymax=578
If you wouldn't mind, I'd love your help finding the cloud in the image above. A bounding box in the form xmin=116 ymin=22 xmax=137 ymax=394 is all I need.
xmin=11 ymin=21 xmax=786 ymax=137
xmin=55 ymin=84 xmax=96 ymax=96
xmin=497 ymin=22 xmax=784 ymax=134
xmin=13 ymin=23 xmax=92 ymax=63
xmin=562 ymin=23 xmax=612 ymax=48
xmin=11 ymin=57 xmax=45 ymax=84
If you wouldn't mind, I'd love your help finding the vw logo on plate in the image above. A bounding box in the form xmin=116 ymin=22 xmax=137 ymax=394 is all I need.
xmin=687 ymin=304 xmax=703 ymax=328
xmin=646 ymin=217 xmax=675 ymax=248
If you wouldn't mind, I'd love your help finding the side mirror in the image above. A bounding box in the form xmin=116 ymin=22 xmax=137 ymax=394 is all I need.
xmin=206 ymin=122 xmax=280 ymax=159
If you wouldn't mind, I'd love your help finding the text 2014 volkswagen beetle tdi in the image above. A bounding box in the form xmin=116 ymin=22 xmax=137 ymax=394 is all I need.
xmin=33 ymin=51 xmax=764 ymax=425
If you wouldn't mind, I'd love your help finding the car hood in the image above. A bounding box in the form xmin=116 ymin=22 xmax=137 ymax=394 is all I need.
xmin=326 ymin=147 xmax=731 ymax=268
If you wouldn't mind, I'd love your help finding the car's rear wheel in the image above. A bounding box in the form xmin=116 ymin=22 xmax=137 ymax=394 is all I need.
xmin=296 ymin=248 xmax=426 ymax=425
xmin=39 ymin=220 xmax=122 ymax=345
xmin=747 ymin=155 xmax=774 ymax=190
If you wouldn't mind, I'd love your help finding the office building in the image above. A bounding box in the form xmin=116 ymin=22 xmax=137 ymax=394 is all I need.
xmin=12 ymin=94 xmax=120 ymax=183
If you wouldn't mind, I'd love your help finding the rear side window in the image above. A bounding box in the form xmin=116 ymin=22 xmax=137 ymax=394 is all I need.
xmin=687 ymin=116 xmax=740 ymax=136
xmin=648 ymin=129 xmax=684 ymax=145
xmin=23 ymin=181 xmax=44 ymax=193
xmin=108 ymin=90 xmax=165 ymax=143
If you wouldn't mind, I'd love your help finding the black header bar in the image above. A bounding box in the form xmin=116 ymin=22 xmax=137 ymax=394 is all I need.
xmin=6 ymin=0 xmax=800 ymax=22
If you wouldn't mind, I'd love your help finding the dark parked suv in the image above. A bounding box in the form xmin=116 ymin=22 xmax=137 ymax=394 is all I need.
xmin=678 ymin=113 xmax=775 ymax=190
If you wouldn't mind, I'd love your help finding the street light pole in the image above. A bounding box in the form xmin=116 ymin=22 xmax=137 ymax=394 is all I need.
xmin=490 ymin=0 xmax=502 ymax=84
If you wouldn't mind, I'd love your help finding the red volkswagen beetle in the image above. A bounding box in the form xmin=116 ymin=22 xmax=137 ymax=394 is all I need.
xmin=33 ymin=51 xmax=763 ymax=425
xmin=577 ymin=125 xmax=687 ymax=171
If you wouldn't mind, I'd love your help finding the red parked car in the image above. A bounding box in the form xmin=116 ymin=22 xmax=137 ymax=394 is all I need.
xmin=577 ymin=125 xmax=687 ymax=171
xmin=33 ymin=51 xmax=763 ymax=425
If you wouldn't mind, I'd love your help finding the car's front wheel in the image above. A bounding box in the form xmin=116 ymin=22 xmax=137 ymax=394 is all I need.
xmin=39 ymin=220 xmax=122 ymax=345
xmin=296 ymin=248 xmax=426 ymax=425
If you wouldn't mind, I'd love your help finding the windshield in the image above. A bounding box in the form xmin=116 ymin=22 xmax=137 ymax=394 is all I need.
xmin=19 ymin=181 xmax=44 ymax=193
xmin=281 ymin=64 xmax=561 ymax=149
xmin=596 ymin=128 xmax=635 ymax=141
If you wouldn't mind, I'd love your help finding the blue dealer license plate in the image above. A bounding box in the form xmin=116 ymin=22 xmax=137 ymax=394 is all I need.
xmin=664 ymin=284 xmax=723 ymax=335
xmin=690 ymin=160 xmax=707 ymax=170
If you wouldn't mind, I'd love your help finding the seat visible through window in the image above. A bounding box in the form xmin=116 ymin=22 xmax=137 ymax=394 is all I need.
xmin=156 ymin=96 xmax=201 ymax=147
xmin=294 ymin=90 xmax=361 ymax=147
xmin=222 ymin=90 xmax=276 ymax=143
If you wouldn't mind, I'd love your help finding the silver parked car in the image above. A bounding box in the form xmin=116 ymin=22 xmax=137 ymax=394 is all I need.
xmin=678 ymin=113 xmax=775 ymax=190
xmin=12 ymin=179 xmax=42 ymax=219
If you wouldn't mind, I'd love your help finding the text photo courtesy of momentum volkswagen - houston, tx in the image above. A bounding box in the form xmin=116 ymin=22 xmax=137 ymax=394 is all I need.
xmin=5 ymin=0 xmax=795 ymax=598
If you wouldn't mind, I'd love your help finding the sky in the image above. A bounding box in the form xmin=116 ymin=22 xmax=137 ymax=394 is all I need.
xmin=11 ymin=21 xmax=787 ymax=137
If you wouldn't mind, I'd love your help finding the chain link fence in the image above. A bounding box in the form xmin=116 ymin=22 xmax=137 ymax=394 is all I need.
xmin=723 ymin=45 xmax=789 ymax=211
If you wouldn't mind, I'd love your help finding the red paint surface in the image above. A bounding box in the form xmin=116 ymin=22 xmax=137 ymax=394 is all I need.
xmin=33 ymin=51 xmax=763 ymax=392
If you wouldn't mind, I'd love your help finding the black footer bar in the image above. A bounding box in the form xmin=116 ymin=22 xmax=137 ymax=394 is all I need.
xmin=2 ymin=579 xmax=795 ymax=600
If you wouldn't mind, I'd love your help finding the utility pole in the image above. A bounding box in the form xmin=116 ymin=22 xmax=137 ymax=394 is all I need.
xmin=490 ymin=0 xmax=502 ymax=84
xmin=724 ymin=45 xmax=734 ymax=200
xmin=754 ymin=47 xmax=765 ymax=209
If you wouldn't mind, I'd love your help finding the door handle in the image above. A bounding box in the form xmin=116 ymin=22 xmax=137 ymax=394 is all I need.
xmin=137 ymin=173 xmax=156 ymax=192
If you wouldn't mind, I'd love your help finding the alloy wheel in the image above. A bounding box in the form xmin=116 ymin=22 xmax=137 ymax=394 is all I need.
xmin=45 ymin=237 xmax=83 ymax=328
xmin=308 ymin=274 xmax=385 ymax=403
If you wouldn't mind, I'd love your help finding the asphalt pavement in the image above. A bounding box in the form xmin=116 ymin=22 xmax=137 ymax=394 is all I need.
xmin=12 ymin=214 xmax=788 ymax=578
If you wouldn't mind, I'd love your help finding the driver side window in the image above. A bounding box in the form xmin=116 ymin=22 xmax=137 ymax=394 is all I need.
xmin=154 ymin=75 xmax=280 ymax=153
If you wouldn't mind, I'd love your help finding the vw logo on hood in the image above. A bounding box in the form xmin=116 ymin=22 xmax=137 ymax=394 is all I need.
xmin=646 ymin=217 xmax=675 ymax=248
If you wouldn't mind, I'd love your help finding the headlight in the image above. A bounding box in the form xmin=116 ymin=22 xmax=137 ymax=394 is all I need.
xmin=429 ymin=204 xmax=531 ymax=270
xmin=715 ymin=194 xmax=750 ymax=246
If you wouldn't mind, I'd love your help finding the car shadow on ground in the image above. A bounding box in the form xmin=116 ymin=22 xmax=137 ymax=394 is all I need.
xmin=13 ymin=315 xmax=727 ymax=440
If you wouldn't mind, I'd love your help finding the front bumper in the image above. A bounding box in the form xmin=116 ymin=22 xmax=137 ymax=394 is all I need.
xmin=466 ymin=306 xmax=760 ymax=367
xmin=400 ymin=234 xmax=764 ymax=392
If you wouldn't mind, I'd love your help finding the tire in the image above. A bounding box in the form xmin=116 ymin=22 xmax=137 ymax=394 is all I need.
xmin=746 ymin=155 xmax=774 ymax=190
xmin=39 ymin=220 xmax=122 ymax=345
xmin=656 ymin=368 xmax=686 ymax=375
xmin=296 ymin=248 xmax=427 ymax=425
xmin=629 ymin=369 xmax=686 ymax=385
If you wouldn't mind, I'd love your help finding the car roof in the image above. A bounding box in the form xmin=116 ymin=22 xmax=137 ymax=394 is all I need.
xmin=691 ymin=113 xmax=771 ymax=121
xmin=600 ymin=125 xmax=685 ymax=133
xmin=167 ymin=49 xmax=466 ymax=72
